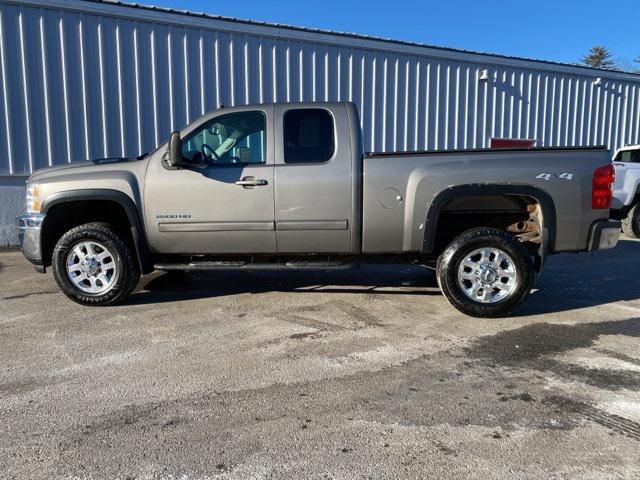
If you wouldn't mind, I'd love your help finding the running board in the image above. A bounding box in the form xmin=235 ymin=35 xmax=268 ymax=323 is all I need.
xmin=154 ymin=260 xmax=356 ymax=271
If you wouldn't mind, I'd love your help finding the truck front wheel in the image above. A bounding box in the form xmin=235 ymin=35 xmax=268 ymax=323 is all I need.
xmin=621 ymin=203 xmax=640 ymax=238
xmin=436 ymin=228 xmax=534 ymax=318
xmin=51 ymin=222 xmax=140 ymax=306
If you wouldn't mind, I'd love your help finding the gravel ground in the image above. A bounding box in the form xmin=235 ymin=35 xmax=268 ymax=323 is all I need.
xmin=1 ymin=238 xmax=640 ymax=479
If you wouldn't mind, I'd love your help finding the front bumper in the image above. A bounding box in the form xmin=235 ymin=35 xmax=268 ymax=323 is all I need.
xmin=15 ymin=214 xmax=46 ymax=272
xmin=587 ymin=219 xmax=621 ymax=251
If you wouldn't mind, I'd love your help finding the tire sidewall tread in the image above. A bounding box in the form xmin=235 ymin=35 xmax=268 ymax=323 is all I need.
xmin=436 ymin=228 xmax=534 ymax=318
xmin=52 ymin=222 xmax=140 ymax=306
xmin=622 ymin=203 xmax=640 ymax=238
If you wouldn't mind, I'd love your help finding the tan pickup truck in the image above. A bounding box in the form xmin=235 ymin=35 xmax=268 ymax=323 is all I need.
xmin=17 ymin=102 xmax=620 ymax=317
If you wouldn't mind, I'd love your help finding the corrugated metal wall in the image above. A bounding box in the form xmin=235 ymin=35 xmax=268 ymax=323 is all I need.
xmin=1 ymin=0 xmax=640 ymax=176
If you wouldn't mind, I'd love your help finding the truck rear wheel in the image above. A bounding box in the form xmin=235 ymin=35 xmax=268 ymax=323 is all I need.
xmin=621 ymin=203 xmax=640 ymax=238
xmin=51 ymin=222 xmax=140 ymax=306
xmin=436 ymin=228 xmax=534 ymax=318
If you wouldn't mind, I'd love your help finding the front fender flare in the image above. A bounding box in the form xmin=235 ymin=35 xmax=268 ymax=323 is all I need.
xmin=41 ymin=189 xmax=154 ymax=274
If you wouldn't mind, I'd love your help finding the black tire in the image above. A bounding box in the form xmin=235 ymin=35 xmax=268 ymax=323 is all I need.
xmin=436 ymin=228 xmax=535 ymax=318
xmin=52 ymin=222 xmax=140 ymax=306
xmin=621 ymin=203 xmax=640 ymax=238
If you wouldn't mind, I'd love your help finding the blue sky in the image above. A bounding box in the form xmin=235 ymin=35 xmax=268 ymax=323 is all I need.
xmin=146 ymin=0 xmax=638 ymax=68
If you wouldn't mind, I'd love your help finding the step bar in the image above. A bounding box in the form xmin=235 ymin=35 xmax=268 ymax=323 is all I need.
xmin=154 ymin=259 xmax=357 ymax=271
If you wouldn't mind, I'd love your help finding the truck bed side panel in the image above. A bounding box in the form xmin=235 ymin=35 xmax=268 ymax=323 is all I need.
xmin=362 ymin=148 xmax=611 ymax=254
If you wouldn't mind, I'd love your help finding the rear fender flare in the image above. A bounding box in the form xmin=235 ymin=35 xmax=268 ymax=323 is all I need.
xmin=422 ymin=184 xmax=557 ymax=259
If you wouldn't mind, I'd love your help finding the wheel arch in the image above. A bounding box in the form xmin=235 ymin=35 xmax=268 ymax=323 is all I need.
xmin=41 ymin=189 xmax=154 ymax=274
xmin=423 ymin=184 xmax=557 ymax=263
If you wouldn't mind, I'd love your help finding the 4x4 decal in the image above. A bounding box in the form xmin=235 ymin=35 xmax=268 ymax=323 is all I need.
xmin=536 ymin=172 xmax=574 ymax=181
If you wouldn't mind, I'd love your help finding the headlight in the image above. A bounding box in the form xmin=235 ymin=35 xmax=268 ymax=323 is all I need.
xmin=26 ymin=184 xmax=42 ymax=213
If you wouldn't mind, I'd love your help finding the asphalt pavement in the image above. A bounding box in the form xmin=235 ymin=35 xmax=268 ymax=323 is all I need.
xmin=1 ymin=238 xmax=640 ymax=479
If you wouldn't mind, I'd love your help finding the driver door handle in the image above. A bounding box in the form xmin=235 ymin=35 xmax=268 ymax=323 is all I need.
xmin=235 ymin=177 xmax=268 ymax=187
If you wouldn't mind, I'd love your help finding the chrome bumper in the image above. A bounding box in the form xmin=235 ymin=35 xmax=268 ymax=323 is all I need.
xmin=15 ymin=214 xmax=45 ymax=272
xmin=588 ymin=219 xmax=621 ymax=251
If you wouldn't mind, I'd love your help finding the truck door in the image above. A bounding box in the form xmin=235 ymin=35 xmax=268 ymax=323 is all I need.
xmin=144 ymin=107 xmax=276 ymax=254
xmin=273 ymin=104 xmax=355 ymax=253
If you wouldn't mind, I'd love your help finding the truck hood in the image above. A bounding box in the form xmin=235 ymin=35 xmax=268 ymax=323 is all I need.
xmin=28 ymin=156 xmax=146 ymax=183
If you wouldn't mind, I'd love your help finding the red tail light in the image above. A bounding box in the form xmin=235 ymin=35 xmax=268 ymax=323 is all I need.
xmin=592 ymin=164 xmax=615 ymax=210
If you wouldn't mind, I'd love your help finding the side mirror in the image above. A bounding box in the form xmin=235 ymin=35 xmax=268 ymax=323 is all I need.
xmin=165 ymin=131 xmax=182 ymax=168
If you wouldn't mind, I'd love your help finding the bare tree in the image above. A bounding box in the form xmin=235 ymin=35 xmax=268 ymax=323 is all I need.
xmin=613 ymin=58 xmax=639 ymax=73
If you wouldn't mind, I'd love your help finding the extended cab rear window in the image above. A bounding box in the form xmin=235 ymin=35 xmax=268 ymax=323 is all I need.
xmin=284 ymin=109 xmax=334 ymax=163
xmin=614 ymin=150 xmax=640 ymax=163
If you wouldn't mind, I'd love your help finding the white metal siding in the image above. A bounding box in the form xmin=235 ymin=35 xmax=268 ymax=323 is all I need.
xmin=1 ymin=0 xmax=640 ymax=175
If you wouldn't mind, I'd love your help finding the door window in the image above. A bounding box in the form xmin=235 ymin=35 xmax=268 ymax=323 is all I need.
xmin=283 ymin=109 xmax=334 ymax=163
xmin=181 ymin=111 xmax=266 ymax=165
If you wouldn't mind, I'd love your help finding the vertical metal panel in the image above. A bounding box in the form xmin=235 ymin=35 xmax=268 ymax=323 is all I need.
xmin=0 ymin=7 xmax=13 ymax=173
xmin=1 ymin=0 xmax=640 ymax=175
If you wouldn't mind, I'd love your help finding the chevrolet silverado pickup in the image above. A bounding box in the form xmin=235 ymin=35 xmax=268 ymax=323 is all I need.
xmin=16 ymin=102 xmax=620 ymax=317
xmin=611 ymin=144 xmax=640 ymax=237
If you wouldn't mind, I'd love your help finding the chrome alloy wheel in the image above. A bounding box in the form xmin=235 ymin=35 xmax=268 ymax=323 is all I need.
xmin=457 ymin=247 xmax=518 ymax=303
xmin=66 ymin=241 xmax=118 ymax=295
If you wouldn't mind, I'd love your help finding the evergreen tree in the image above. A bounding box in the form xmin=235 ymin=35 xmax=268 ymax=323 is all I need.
xmin=581 ymin=46 xmax=616 ymax=69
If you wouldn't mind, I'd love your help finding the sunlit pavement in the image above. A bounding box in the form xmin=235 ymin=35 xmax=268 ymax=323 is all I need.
xmin=1 ymin=238 xmax=639 ymax=479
